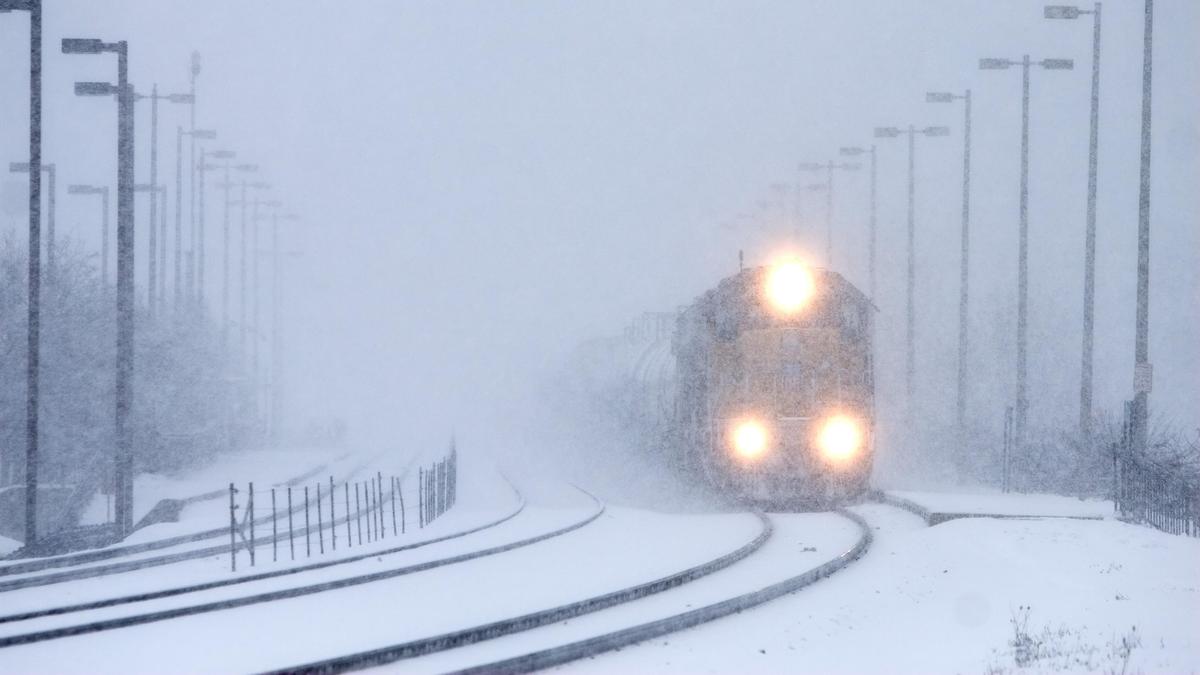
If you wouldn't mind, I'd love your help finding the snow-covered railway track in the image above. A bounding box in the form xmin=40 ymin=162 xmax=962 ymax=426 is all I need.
xmin=442 ymin=508 xmax=871 ymax=675
xmin=0 ymin=451 xmax=369 ymax=580
xmin=262 ymin=509 xmax=773 ymax=674
xmin=0 ymin=495 xmax=526 ymax=627
xmin=0 ymin=490 xmax=601 ymax=651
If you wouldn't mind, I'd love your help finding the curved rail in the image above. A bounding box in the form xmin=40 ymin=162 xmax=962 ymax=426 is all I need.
xmin=262 ymin=509 xmax=773 ymax=674
xmin=449 ymin=508 xmax=872 ymax=675
xmin=0 ymin=491 xmax=525 ymax=626
xmin=0 ymin=455 xmax=396 ymax=592
xmin=0 ymin=489 xmax=604 ymax=649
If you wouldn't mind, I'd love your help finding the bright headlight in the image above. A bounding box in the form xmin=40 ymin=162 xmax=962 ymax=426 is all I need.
xmin=765 ymin=260 xmax=816 ymax=315
xmin=817 ymin=415 xmax=862 ymax=462
xmin=730 ymin=419 xmax=769 ymax=460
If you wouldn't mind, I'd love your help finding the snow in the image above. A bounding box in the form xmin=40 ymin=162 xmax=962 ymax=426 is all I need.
xmin=886 ymin=489 xmax=1114 ymax=520
xmin=0 ymin=535 xmax=19 ymax=557
xmin=561 ymin=503 xmax=1200 ymax=674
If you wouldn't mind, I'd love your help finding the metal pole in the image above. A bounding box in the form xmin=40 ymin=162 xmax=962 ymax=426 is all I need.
xmin=824 ymin=163 xmax=834 ymax=267
xmin=45 ymin=164 xmax=54 ymax=279
xmin=1016 ymin=55 xmax=1031 ymax=448
xmin=957 ymin=90 xmax=973 ymax=432
xmin=329 ymin=475 xmax=336 ymax=551
xmin=115 ymin=42 xmax=135 ymax=536
xmin=239 ymin=181 xmax=247 ymax=355
xmin=1131 ymin=0 xmax=1153 ymax=454
xmin=270 ymin=211 xmax=280 ymax=443
xmin=158 ymin=178 xmax=166 ymax=312
xmin=197 ymin=147 xmax=206 ymax=306
xmin=252 ymin=198 xmax=260 ymax=412
xmin=222 ymin=166 xmax=231 ymax=346
xmin=101 ymin=187 xmax=110 ymax=284
xmin=1080 ymin=3 xmax=1102 ymax=440
xmin=187 ymin=53 xmax=198 ymax=304
xmin=905 ymin=125 xmax=916 ymax=401
xmin=24 ymin=0 xmax=43 ymax=547
xmin=148 ymin=85 xmax=158 ymax=315
xmin=174 ymin=126 xmax=183 ymax=307
xmin=868 ymin=145 xmax=877 ymax=302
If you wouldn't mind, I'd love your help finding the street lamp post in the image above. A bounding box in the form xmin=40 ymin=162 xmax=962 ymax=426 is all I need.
xmin=134 ymin=183 xmax=165 ymax=307
xmin=67 ymin=184 xmax=110 ymax=281
xmin=874 ymin=125 xmax=950 ymax=402
xmin=187 ymin=51 xmax=201 ymax=305
xmin=263 ymin=207 xmax=297 ymax=444
xmin=202 ymin=153 xmax=247 ymax=346
xmin=798 ymin=160 xmax=860 ymax=268
xmin=135 ymin=85 xmax=192 ymax=316
xmin=1045 ymin=4 xmax=1103 ymax=440
xmin=1131 ymin=0 xmax=1154 ymax=454
xmin=926 ymin=90 xmax=974 ymax=434
xmin=1 ymin=0 xmax=42 ymax=545
xmin=980 ymin=54 xmax=1074 ymax=448
xmin=839 ymin=145 xmax=877 ymax=301
xmin=174 ymin=127 xmax=215 ymax=310
xmin=63 ymin=36 xmax=137 ymax=535
xmin=8 ymin=162 xmax=54 ymax=276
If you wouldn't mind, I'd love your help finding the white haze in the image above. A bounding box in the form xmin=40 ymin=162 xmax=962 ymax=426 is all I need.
xmin=0 ymin=1 xmax=1196 ymax=490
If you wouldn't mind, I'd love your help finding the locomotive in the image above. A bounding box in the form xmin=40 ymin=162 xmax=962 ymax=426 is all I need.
xmin=671 ymin=259 xmax=875 ymax=503
xmin=562 ymin=257 xmax=875 ymax=505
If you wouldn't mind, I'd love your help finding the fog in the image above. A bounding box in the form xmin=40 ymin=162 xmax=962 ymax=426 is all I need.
xmin=1 ymin=1 xmax=1196 ymax=494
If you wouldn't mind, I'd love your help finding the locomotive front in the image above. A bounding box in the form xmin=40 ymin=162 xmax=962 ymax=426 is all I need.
xmin=674 ymin=260 xmax=874 ymax=504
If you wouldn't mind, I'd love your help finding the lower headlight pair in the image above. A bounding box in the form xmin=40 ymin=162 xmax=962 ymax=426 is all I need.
xmin=729 ymin=415 xmax=863 ymax=463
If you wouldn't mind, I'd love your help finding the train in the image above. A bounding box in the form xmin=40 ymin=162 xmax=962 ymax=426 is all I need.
xmin=564 ymin=257 xmax=875 ymax=505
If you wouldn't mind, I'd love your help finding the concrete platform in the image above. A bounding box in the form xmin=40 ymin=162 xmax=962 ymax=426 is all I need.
xmin=874 ymin=489 xmax=1113 ymax=525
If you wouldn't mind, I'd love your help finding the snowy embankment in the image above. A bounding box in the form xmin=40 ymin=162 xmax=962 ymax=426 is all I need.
xmin=565 ymin=503 xmax=1200 ymax=674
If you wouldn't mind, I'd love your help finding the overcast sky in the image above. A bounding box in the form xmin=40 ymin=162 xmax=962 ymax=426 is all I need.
xmin=1 ymin=1 xmax=1196 ymax=457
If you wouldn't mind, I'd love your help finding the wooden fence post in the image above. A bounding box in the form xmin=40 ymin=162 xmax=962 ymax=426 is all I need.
xmin=288 ymin=486 xmax=295 ymax=561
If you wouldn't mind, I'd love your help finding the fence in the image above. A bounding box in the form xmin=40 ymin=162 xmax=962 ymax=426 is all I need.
xmin=227 ymin=446 xmax=459 ymax=571
xmin=1112 ymin=403 xmax=1200 ymax=537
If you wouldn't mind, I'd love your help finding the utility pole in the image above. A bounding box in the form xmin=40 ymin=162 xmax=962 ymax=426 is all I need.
xmin=798 ymin=160 xmax=860 ymax=269
xmin=980 ymin=54 xmax=1074 ymax=447
xmin=188 ymin=51 xmax=200 ymax=305
xmin=1 ymin=0 xmax=44 ymax=545
xmin=874 ymin=124 xmax=949 ymax=402
xmin=1045 ymin=4 xmax=1103 ymax=441
xmin=839 ymin=145 xmax=877 ymax=301
xmin=135 ymin=85 xmax=192 ymax=317
xmin=1131 ymin=0 xmax=1153 ymax=454
xmin=63 ymin=36 xmax=137 ymax=535
xmin=926 ymin=90 xmax=974 ymax=432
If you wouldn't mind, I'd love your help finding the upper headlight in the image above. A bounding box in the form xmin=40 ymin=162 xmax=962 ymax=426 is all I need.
xmin=816 ymin=415 xmax=863 ymax=462
xmin=765 ymin=260 xmax=816 ymax=315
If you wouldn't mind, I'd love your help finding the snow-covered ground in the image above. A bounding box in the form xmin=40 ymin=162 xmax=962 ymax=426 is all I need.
xmin=564 ymin=503 xmax=1200 ymax=674
xmin=1 ymin=462 xmax=1195 ymax=674
xmin=888 ymin=489 xmax=1113 ymax=520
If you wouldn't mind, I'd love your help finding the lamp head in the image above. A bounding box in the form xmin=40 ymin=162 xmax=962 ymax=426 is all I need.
xmin=62 ymin=38 xmax=106 ymax=55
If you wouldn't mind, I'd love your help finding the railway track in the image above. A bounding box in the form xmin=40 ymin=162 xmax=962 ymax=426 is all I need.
xmin=0 ymin=454 xmax=391 ymax=592
xmin=0 ymin=450 xmax=365 ymax=577
xmin=268 ymin=507 xmax=871 ymax=674
xmin=0 ymin=488 xmax=601 ymax=650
